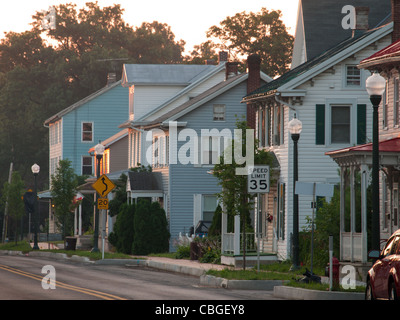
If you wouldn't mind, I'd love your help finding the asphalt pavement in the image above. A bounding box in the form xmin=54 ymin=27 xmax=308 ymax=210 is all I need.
xmin=13 ymin=242 xmax=365 ymax=300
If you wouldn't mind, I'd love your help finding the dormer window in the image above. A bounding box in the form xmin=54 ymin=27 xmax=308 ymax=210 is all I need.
xmin=345 ymin=65 xmax=361 ymax=86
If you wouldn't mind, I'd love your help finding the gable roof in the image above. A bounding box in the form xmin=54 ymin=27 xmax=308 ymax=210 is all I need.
xmin=44 ymin=80 xmax=122 ymax=126
xmin=121 ymin=64 xmax=218 ymax=87
xmin=122 ymin=70 xmax=271 ymax=129
xmin=295 ymin=0 xmax=391 ymax=63
xmin=243 ymin=22 xmax=393 ymax=102
xmin=127 ymin=171 xmax=163 ymax=192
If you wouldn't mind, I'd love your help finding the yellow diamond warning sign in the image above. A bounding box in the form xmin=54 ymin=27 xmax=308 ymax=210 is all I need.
xmin=92 ymin=174 xmax=116 ymax=197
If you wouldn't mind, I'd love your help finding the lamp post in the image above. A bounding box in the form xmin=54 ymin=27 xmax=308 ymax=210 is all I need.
xmin=289 ymin=116 xmax=302 ymax=270
xmin=31 ymin=163 xmax=40 ymax=250
xmin=92 ymin=142 xmax=105 ymax=253
xmin=366 ymin=72 xmax=386 ymax=252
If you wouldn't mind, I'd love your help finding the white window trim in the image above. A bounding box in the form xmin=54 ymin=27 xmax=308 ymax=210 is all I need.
xmin=325 ymin=98 xmax=357 ymax=146
xmin=342 ymin=64 xmax=364 ymax=90
xmin=213 ymin=104 xmax=226 ymax=122
xmin=81 ymin=121 xmax=94 ymax=143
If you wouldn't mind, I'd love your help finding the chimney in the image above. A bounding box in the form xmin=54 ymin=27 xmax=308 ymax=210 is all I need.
xmin=392 ymin=0 xmax=400 ymax=42
xmin=225 ymin=62 xmax=239 ymax=80
xmin=107 ymin=72 xmax=117 ymax=86
xmin=246 ymin=54 xmax=261 ymax=130
xmin=218 ymin=51 xmax=228 ymax=64
xmin=352 ymin=7 xmax=369 ymax=37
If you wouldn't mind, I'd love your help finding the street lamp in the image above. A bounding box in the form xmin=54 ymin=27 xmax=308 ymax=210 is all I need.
xmin=289 ymin=116 xmax=302 ymax=270
xmin=366 ymin=72 xmax=386 ymax=252
xmin=31 ymin=163 xmax=40 ymax=250
xmin=92 ymin=142 xmax=105 ymax=253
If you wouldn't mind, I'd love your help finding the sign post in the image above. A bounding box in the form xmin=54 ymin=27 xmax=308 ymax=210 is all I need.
xmin=92 ymin=175 xmax=116 ymax=259
xmin=247 ymin=165 xmax=270 ymax=271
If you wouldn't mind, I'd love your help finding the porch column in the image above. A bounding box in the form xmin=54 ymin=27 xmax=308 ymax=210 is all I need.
xmin=361 ymin=165 xmax=368 ymax=263
xmin=350 ymin=165 xmax=356 ymax=262
xmin=78 ymin=203 xmax=82 ymax=236
xmin=234 ymin=215 xmax=240 ymax=255
xmin=221 ymin=203 xmax=227 ymax=254
xmin=340 ymin=166 xmax=346 ymax=260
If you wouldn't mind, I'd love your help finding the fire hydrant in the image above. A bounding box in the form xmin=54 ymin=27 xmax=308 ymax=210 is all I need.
xmin=326 ymin=257 xmax=340 ymax=288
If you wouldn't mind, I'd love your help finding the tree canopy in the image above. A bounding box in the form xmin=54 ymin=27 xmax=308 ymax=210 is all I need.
xmin=0 ymin=2 xmax=293 ymax=190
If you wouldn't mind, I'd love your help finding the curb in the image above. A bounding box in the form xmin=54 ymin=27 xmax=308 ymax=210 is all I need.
xmin=273 ymin=285 xmax=365 ymax=300
xmin=200 ymin=274 xmax=287 ymax=290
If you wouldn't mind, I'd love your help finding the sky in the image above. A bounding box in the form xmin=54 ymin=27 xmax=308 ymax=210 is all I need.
xmin=0 ymin=0 xmax=298 ymax=53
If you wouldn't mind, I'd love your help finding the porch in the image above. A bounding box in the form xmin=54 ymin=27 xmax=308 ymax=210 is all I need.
xmin=326 ymin=137 xmax=400 ymax=263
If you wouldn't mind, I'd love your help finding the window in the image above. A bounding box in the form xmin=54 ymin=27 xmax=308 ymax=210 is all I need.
xmin=213 ymin=104 xmax=225 ymax=121
xmin=203 ymin=195 xmax=218 ymax=222
xmin=201 ymin=136 xmax=219 ymax=165
xmin=346 ymin=65 xmax=361 ymax=86
xmin=383 ymin=80 xmax=388 ymax=128
xmin=82 ymin=122 xmax=93 ymax=142
xmin=258 ymin=107 xmax=270 ymax=148
xmin=82 ymin=156 xmax=92 ymax=175
xmin=394 ymin=77 xmax=399 ymax=127
xmin=331 ymin=106 xmax=350 ymax=144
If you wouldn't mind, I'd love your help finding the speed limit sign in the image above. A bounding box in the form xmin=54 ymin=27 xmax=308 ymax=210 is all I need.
xmin=97 ymin=198 xmax=109 ymax=210
xmin=247 ymin=165 xmax=270 ymax=193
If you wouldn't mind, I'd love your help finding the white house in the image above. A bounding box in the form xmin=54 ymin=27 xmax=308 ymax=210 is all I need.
xmin=242 ymin=13 xmax=394 ymax=261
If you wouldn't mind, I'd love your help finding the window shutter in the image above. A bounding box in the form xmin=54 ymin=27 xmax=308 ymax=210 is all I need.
xmin=315 ymin=104 xmax=325 ymax=145
xmin=357 ymin=104 xmax=367 ymax=145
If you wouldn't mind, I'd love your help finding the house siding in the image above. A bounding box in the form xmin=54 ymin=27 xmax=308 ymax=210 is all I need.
xmin=260 ymin=34 xmax=392 ymax=259
xmin=61 ymin=85 xmax=129 ymax=175
xmin=167 ymin=82 xmax=248 ymax=250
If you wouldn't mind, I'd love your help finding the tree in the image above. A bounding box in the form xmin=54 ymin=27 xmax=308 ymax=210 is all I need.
xmin=213 ymin=118 xmax=275 ymax=269
xmin=1 ymin=171 xmax=25 ymax=244
xmin=205 ymin=7 xmax=293 ymax=77
xmin=50 ymin=160 xmax=78 ymax=237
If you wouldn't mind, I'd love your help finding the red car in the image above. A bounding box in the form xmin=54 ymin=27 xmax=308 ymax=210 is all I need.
xmin=366 ymin=229 xmax=400 ymax=300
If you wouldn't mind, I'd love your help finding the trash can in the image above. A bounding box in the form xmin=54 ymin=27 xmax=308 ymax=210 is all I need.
xmin=190 ymin=241 xmax=199 ymax=260
xmin=65 ymin=237 xmax=77 ymax=250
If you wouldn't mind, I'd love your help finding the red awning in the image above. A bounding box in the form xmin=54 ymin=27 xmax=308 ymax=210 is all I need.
xmin=326 ymin=137 xmax=400 ymax=156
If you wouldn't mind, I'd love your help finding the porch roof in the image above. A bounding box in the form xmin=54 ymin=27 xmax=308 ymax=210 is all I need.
xmin=325 ymin=137 xmax=400 ymax=167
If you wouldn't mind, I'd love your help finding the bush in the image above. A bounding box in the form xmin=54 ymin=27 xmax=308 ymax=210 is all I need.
xmin=111 ymin=203 xmax=135 ymax=254
xmin=132 ymin=199 xmax=170 ymax=255
xmin=175 ymin=243 xmax=191 ymax=259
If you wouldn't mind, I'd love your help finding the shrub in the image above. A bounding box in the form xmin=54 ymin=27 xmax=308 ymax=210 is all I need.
xmin=132 ymin=200 xmax=170 ymax=255
xmin=112 ymin=203 xmax=135 ymax=254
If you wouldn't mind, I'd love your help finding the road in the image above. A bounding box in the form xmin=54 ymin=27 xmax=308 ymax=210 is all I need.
xmin=0 ymin=255 xmax=281 ymax=302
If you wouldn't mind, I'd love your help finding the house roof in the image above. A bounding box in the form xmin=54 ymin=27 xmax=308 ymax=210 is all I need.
xmin=44 ymin=80 xmax=122 ymax=126
xmin=298 ymin=0 xmax=391 ymax=62
xmin=242 ymin=22 xmax=393 ymax=102
xmin=121 ymin=64 xmax=218 ymax=87
xmin=123 ymin=70 xmax=271 ymax=129
xmin=358 ymin=38 xmax=400 ymax=69
xmin=88 ymin=128 xmax=128 ymax=153
xmin=127 ymin=171 xmax=163 ymax=192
